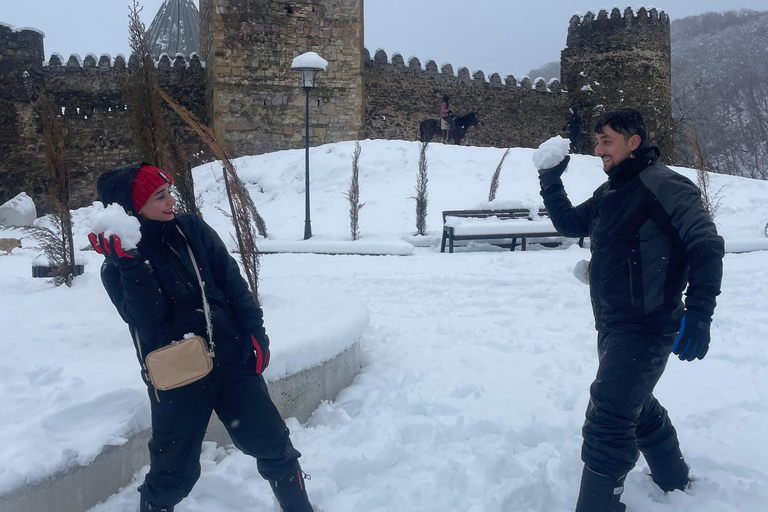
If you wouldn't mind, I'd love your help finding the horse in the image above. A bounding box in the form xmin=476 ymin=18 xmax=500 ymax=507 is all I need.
xmin=418 ymin=112 xmax=479 ymax=145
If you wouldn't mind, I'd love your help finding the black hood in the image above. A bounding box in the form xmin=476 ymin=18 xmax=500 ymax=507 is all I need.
xmin=96 ymin=162 xmax=150 ymax=216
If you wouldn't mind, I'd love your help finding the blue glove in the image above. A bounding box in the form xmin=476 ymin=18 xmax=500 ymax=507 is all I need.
xmin=538 ymin=155 xmax=570 ymax=188
xmin=672 ymin=311 xmax=711 ymax=361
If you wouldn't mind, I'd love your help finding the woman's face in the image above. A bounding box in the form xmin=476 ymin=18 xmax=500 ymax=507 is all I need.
xmin=139 ymin=183 xmax=176 ymax=222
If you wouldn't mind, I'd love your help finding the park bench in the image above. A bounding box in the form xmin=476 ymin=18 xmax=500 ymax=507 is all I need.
xmin=440 ymin=208 xmax=585 ymax=253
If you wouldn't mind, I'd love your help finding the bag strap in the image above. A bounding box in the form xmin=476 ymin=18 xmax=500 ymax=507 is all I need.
xmin=176 ymin=225 xmax=215 ymax=355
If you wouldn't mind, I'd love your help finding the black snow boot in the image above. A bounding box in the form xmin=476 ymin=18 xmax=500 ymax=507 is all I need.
xmin=269 ymin=464 xmax=314 ymax=512
xmin=574 ymin=466 xmax=627 ymax=512
xmin=644 ymin=446 xmax=690 ymax=492
xmin=139 ymin=497 xmax=174 ymax=512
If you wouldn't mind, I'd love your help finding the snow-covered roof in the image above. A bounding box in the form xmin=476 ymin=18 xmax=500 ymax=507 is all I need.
xmin=147 ymin=0 xmax=200 ymax=60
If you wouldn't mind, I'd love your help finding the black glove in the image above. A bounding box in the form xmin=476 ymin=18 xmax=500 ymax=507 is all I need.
xmin=88 ymin=232 xmax=140 ymax=265
xmin=538 ymin=155 xmax=570 ymax=188
xmin=672 ymin=311 xmax=711 ymax=361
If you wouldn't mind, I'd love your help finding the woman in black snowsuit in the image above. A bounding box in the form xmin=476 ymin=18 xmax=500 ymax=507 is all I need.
xmin=89 ymin=163 xmax=314 ymax=512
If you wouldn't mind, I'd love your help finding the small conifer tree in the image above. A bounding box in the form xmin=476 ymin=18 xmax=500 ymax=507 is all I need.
xmin=415 ymin=142 xmax=429 ymax=236
xmin=345 ymin=141 xmax=365 ymax=240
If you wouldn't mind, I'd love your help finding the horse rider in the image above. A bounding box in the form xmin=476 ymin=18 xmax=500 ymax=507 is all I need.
xmin=440 ymin=95 xmax=456 ymax=143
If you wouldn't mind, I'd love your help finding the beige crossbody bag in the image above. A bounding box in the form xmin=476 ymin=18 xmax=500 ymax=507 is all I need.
xmin=135 ymin=226 xmax=216 ymax=399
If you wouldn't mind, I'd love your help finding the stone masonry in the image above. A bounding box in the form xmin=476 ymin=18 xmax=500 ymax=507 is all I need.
xmin=201 ymin=0 xmax=365 ymax=156
xmin=0 ymin=24 xmax=210 ymax=213
xmin=364 ymin=48 xmax=570 ymax=149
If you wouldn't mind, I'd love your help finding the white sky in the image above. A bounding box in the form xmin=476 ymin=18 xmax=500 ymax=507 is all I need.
xmin=2 ymin=1 xmax=766 ymax=77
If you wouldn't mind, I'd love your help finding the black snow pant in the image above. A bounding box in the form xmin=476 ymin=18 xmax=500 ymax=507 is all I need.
xmin=569 ymin=130 xmax=580 ymax=154
xmin=139 ymin=357 xmax=302 ymax=508
xmin=581 ymin=330 xmax=682 ymax=479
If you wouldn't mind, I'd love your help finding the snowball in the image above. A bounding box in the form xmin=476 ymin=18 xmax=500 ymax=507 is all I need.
xmin=81 ymin=202 xmax=141 ymax=250
xmin=573 ymin=259 xmax=590 ymax=285
xmin=532 ymin=136 xmax=571 ymax=170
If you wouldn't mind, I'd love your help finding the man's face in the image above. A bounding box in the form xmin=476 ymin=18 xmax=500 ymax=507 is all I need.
xmin=594 ymin=126 xmax=641 ymax=171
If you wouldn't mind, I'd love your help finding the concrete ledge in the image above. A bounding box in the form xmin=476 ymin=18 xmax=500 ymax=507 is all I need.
xmin=0 ymin=343 xmax=361 ymax=512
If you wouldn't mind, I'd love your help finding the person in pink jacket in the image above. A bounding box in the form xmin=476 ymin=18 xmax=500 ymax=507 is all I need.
xmin=440 ymin=94 xmax=455 ymax=142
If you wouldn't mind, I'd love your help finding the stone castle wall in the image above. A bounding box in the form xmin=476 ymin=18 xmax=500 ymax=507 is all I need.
xmin=1 ymin=5 xmax=672 ymax=212
xmin=363 ymin=48 xmax=570 ymax=149
xmin=201 ymin=0 xmax=364 ymax=156
xmin=0 ymin=23 xmax=210 ymax=211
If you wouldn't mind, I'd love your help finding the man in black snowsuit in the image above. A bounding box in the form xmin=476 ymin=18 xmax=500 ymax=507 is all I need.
xmin=563 ymin=106 xmax=582 ymax=154
xmin=538 ymin=108 xmax=724 ymax=512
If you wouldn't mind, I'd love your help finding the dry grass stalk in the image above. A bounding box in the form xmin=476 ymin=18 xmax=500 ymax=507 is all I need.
xmin=126 ymin=0 xmax=198 ymax=216
xmin=345 ymin=141 xmax=365 ymax=240
xmin=488 ymin=148 xmax=511 ymax=203
xmin=157 ymin=88 xmax=267 ymax=306
xmin=415 ymin=141 xmax=429 ymax=236
xmin=688 ymin=125 xmax=723 ymax=221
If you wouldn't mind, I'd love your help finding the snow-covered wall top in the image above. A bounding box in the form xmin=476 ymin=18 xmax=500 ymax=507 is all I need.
xmin=44 ymin=52 xmax=204 ymax=71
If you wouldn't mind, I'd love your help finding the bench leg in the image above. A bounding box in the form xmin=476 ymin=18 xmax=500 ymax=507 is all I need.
xmin=510 ymin=237 xmax=516 ymax=251
xmin=522 ymin=237 xmax=527 ymax=251
xmin=440 ymin=232 xmax=447 ymax=253
xmin=449 ymin=235 xmax=454 ymax=253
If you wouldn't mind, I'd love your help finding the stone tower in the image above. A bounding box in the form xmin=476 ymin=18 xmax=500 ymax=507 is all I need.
xmin=560 ymin=7 xmax=673 ymax=160
xmin=199 ymin=0 xmax=365 ymax=157
xmin=0 ymin=25 xmax=46 ymax=204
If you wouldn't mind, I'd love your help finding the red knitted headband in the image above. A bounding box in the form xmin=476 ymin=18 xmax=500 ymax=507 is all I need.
xmin=131 ymin=165 xmax=173 ymax=213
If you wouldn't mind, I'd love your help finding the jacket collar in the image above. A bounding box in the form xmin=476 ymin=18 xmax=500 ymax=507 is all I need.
xmin=606 ymin=146 xmax=660 ymax=187
xmin=139 ymin=218 xmax=178 ymax=248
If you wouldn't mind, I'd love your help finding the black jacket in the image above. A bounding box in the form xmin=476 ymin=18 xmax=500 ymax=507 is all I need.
xmin=97 ymin=163 xmax=267 ymax=367
xmin=541 ymin=147 xmax=725 ymax=334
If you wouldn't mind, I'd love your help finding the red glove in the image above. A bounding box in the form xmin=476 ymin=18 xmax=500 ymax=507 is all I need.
xmin=88 ymin=232 xmax=136 ymax=261
xmin=251 ymin=334 xmax=271 ymax=374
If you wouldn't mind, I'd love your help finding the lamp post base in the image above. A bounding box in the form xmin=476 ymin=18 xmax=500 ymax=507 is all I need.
xmin=304 ymin=220 xmax=312 ymax=240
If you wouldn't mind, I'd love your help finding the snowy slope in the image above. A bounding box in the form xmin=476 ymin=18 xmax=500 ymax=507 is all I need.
xmin=1 ymin=140 xmax=767 ymax=511
xmin=189 ymin=139 xmax=768 ymax=246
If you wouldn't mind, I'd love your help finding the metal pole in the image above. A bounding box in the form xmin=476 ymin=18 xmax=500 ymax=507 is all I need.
xmin=303 ymin=87 xmax=312 ymax=240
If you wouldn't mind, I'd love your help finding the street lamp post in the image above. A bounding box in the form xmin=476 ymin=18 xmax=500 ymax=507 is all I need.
xmin=291 ymin=52 xmax=328 ymax=240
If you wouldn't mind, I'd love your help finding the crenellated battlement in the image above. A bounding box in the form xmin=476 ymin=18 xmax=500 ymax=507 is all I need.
xmin=43 ymin=52 xmax=204 ymax=72
xmin=568 ymin=6 xmax=669 ymax=31
xmin=566 ymin=6 xmax=670 ymax=50
xmin=364 ymin=47 xmax=563 ymax=93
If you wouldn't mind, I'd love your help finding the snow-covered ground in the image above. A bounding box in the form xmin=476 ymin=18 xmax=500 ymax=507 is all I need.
xmin=1 ymin=140 xmax=767 ymax=511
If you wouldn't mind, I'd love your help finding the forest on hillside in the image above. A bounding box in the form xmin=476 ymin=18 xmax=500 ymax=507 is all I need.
xmin=528 ymin=9 xmax=768 ymax=179
xmin=671 ymin=9 xmax=768 ymax=180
